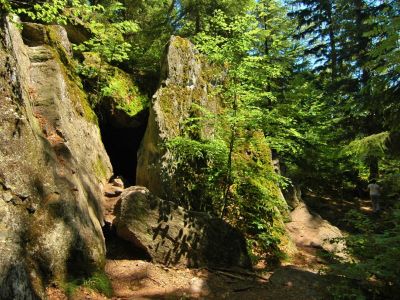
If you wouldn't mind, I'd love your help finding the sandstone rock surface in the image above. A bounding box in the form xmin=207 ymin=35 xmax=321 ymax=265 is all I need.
xmin=113 ymin=186 xmax=251 ymax=269
xmin=286 ymin=202 xmax=346 ymax=255
xmin=136 ymin=36 xmax=220 ymax=198
xmin=0 ymin=18 xmax=112 ymax=298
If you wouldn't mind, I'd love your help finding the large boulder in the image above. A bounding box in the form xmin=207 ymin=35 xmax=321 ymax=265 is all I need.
xmin=113 ymin=186 xmax=251 ymax=269
xmin=286 ymin=202 xmax=346 ymax=256
xmin=136 ymin=36 xmax=220 ymax=199
xmin=0 ymin=18 xmax=112 ymax=298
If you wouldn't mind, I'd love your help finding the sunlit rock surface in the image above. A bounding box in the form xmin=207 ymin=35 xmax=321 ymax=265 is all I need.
xmin=136 ymin=36 xmax=220 ymax=198
xmin=0 ymin=18 xmax=112 ymax=298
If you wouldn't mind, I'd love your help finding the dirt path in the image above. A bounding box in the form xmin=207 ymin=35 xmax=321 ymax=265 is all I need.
xmin=101 ymin=257 xmax=334 ymax=300
xmin=47 ymin=184 xmax=342 ymax=299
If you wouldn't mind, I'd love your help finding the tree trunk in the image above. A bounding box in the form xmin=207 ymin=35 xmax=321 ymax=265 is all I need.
xmin=326 ymin=2 xmax=337 ymax=80
xmin=368 ymin=156 xmax=379 ymax=180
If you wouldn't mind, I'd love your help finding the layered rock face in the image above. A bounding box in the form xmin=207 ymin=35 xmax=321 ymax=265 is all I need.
xmin=113 ymin=186 xmax=251 ymax=269
xmin=136 ymin=36 xmax=219 ymax=198
xmin=0 ymin=18 xmax=112 ymax=298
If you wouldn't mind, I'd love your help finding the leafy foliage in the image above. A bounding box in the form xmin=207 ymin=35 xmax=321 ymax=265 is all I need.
xmin=330 ymin=208 xmax=400 ymax=298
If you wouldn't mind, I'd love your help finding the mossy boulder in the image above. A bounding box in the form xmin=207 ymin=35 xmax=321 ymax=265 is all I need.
xmin=81 ymin=51 xmax=149 ymax=128
xmin=136 ymin=36 xmax=221 ymax=198
xmin=136 ymin=36 xmax=292 ymax=258
xmin=0 ymin=19 xmax=112 ymax=298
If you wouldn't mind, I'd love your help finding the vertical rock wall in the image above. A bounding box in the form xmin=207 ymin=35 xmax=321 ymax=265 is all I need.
xmin=0 ymin=17 xmax=112 ymax=298
xmin=136 ymin=36 xmax=220 ymax=198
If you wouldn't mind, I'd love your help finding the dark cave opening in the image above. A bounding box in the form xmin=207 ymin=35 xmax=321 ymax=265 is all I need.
xmin=98 ymin=106 xmax=151 ymax=260
xmin=99 ymin=109 xmax=148 ymax=186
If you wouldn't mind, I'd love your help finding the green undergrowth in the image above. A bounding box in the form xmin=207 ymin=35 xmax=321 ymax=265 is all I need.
xmin=165 ymin=128 xmax=290 ymax=261
xmin=63 ymin=271 xmax=113 ymax=299
xmin=326 ymin=206 xmax=400 ymax=299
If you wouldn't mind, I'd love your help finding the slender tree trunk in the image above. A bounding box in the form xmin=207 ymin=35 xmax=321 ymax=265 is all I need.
xmin=221 ymin=75 xmax=238 ymax=218
xmin=354 ymin=0 xmax=370 ymax=86
xmin=368 ymin=156 xmax=379 ymax=180
xmin=326 ymin=1 xmax=337 ymax=80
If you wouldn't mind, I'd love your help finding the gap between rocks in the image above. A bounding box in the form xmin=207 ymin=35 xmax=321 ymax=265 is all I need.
xmin=99 ymin=117 xmax=147 ymax=186
xmin=97 ymin=105 xmax=150 ymax=260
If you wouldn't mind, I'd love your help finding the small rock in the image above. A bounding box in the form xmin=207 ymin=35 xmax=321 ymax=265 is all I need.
xmin=11 ymin=197 xmax=23 ymax=206
xmin=104 ymin=188 xmax=123 ymax=197
xmin=111 ymin=178 xmax=124 ymax=188
xmin=2 ymin=191 xmax=13 ymax=203
xmin=285 ymin=281 xmax=293 ymax=287
xmin=189 ymin=277 xmax=209 ymax=295
xmin=17 ymin=192 xmax=30 ymax=200
xmin=27 ymin=203 xmax=38 ymax=214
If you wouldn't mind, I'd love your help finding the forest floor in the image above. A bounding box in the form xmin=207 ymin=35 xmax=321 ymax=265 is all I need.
xmin=48 ymin=185 xmax=367 ymax=300
xmin=56 ymin=247 xmax=336 ymax=300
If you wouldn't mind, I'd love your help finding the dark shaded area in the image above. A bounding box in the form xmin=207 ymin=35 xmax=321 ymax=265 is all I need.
xmin=21 ymin=23 xmax=46 ymax=46
xmin=102 ymin=222 xmax=151 ymax=261
xmin=99 ymin=108 xmax=148 ymax=185
xmin=132 ymin=70 xmax=160 ymax=99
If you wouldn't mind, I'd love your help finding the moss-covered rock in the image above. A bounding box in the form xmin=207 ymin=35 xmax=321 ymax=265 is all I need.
xmin=80 ymin=51 xmax=149 ymax=127
xmin=136 ymin=35 xmax=292 ymax=261
xmin=136 ymin=36 xmax=221 ymax=197
xmin=0 ymin=18 xmax=112 ymax=297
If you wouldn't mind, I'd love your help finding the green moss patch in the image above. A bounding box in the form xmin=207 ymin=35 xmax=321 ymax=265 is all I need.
xmin=92 ymin=156 xmax=109 ymax=181
xmin=80 ymin=52 xmax=149 ymax=119
xmin=102 ymin=68 xmax=148 ymax=117
xmin=62 ymin=271 xmax=113 ymax=298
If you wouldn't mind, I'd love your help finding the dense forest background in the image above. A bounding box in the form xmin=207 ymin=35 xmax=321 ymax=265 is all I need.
xmin=1 ymin=0 xmax=399 ymax=298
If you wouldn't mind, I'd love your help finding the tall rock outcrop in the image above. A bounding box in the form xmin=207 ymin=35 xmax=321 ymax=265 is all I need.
xmin=0 ymin=17 xmax=112 ymax=298
xmin=136 ymin=35 xmax=292 ymax=258
xmin=136 ymin=36 xmax=219 ymax=198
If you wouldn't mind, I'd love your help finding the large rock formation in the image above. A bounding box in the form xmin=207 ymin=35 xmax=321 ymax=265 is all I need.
xmin=136 ymin=35 xmax=292 ymax=257
xmin=113 ymin=186 xmax=251 ymax=269
xmin=0 ymin=18 xmax=112 ymax=298
xmin=136 ymin=36 xmax=220 ymax=198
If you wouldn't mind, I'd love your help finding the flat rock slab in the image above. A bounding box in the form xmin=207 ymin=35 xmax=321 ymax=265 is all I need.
xmin=113 ymin=186 xmax=251 ymax=269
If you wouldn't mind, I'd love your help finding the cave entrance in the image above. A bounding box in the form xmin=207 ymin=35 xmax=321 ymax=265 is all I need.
xmin=99 ymin=108 xmax=148 ymax=186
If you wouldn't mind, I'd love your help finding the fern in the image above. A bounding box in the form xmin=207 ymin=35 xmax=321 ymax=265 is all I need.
xmin=343 ymin=132 xmax=389 ymax=161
